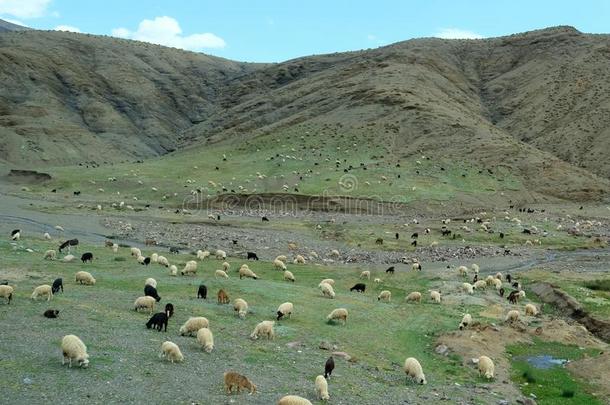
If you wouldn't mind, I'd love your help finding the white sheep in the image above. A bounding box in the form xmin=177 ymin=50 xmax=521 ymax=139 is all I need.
xmin=315 ymin=374 xmax=330 ymax=400
xmin=43 ymin=232 xmax=51 ymax=240
xmin=181 ymin=260 xmax=197 ymax=276
xmin=0 ymin=285 xmax=14 ymax=304
xmin=378 ymin=290 xmax=392 ymax=302
xmin=492 ymin=278 xmax=502 ymax=290
xmin=525 ymin=304 xmax=538 ymax=316
xmin=31 ymin=284 xmax=53 ymax=301
xmin=233 ymin=298 xmax=248 ymax=319
xmin=157 ymin=255 xmax=170 ymax=267
xmin=75 ymin=271 xmax=96 ymax=285
xmin=462 ymin=282 xmax=474 ymax=295
xmin=360 ymin=270 xmax=371 ymax=280
xmin=275 ymin=255 xmax=287 ymax=263
xmin=151 ymin=252 xmax=158 ymax=263
xmin=473 ymin=280 xmax=487 ymax=290
xmin=136 ymin=255 xmax=146 ymax=264
xmin=273 ymin=258 xmax=287 ymax=271
xmin=11 ymin=231 xmax=20 ymax=240
xmin=239 ymin=266 xmax=258 ymax=279
xmin=133 ymin=296 xmax=156 ymax=313
xmin=329 ymin=249 xmax=340 ymax=258
xmin=215 ymin=269 xmax=229 ymax=279
xmin=506 ymin=310 xmax=520 ymax=322
xmin=62 ymin=254 xmax=76 ymax=262
xmin=61 ymin=335 xmax=89 ymax=368
xmin=169 ymin=265 xmax=178 ymax=276
xmin=320 ymin=282 xmax=335 ymax=299
xmin=277 ymin=395 xmax=313 ymax=405
xmin=457 ymin=266 xmax=468 ymax=277
xmin=405 ymin=291 xmax=422 ymax=303
xmin=215 ymin=249 xmax=227 ymax=260
xmin=478 ymin=355 xmax=495 ymax=379
xmin=293 ymin=254 xmax=306 ymax=264
xmin=112 ymin=243 xmax=119 ymax=253
xmin=374 ymin=278 xmax=381 ymax=283
xmin=459 ymin=313 xmax=472 ymax=330
xmin=326 ymin=308 xmax=348 ymax=325
xmin=471 ymin=263 xmax=480 ymax=274
xmin=130 ymin=247 xmax=142 ymax=257
xmin=283 ymin=270 xmax=295 ymax=282
xmin=179 ymin=317 xmax=209 ymax=336
xmin=196 ymin=327 xmax=214 ymax=353
xmin=160 ymin=341 xmax=184 ymax=363
xmin=196 ymin=250 xmax=210 ymax=260
xmin=319 ymin=278 xmax=335 ymax=286
xmin=277 ymin=302 xmax=293 ymax=320
xmin=44 ymin=250 xmax=57 ymax=260
xmin=145 ymin=278 xmax=157 ymax=288
xmin=250 ymin=320 xmax=275 ymax=340
xmin=403 ymin=357 xmax=426 ymax=384
xmin=430 ymin=290 xmax=441 ymax=303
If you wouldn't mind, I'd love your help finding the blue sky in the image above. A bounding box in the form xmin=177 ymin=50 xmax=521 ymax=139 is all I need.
xmin=1 ymin=0 xmax=608 ymax=62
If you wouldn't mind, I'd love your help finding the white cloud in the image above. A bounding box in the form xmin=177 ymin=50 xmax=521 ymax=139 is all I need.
xmin=367 ymin=34 xmax=377 ymax=41
xmin=54 ymin=24 xmax=80 ymax=33
xmin=3 ymin=17 xmax=27 ymax=26
xmin=111 ymin=16 xmax=226 ymax=51
xmin=434 ymin=28 xmax=483 ymax=39
xmin=0 ymin=0 xmax=51 ymax=19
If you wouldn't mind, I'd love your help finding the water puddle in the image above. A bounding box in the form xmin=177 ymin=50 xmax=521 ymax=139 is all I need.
xmin=516 ymin=355 xmax=569 ymax=369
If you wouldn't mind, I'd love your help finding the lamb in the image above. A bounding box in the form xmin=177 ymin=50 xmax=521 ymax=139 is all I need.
xmin=44 ymin=309 xmax=60 ymax=318
xmin=215 ymin=249 xmax=227 ymax=260
xmin=478 ymin=355 xmax=495 ymax=379
xmin=326 ymin=308 xmax=348 ymax=325
xmin=157 ymin=255 xmax=170 ymax=267
xmin=505 ymin=309 xmax=520 ymax=322
xmin=44 ymin=250 xmax=57 ymax=260
xmin=430 ymin=290 xmax=441 ymax=303
xmin=359 ymin=270 xmax=371 ymax=280
xmin=403 ymin=357 xmax=426 ymax=384
xmin=144 ymin=285 xmax=161 ymax=302
xmin=217 ymin=289 xmax=230 ymax=304
xmin=320 ymin=282 xmax=335 ymax=299
xmin=31 ymin=284 xmax=53 ymax=301
xmin=233 ymin=298 xmax=249 ymax=319
xmin=273 ymin=258 xmax=287 ymax=271
xmin=197 ymin=284 xmax=208 ymax=299
xmin=378 ymin=290 xmax=392 ymax=302
xmin=319 ymin=278 xmax=335 ymax=286
xmin=350 ymin=283 xmax=366 ymax=293
xmin=459 ymin=314 xmax=472 ymax=330
xmin=215 ymin=269 xmax=229 ymax=278
xmin=146 ymin=312 xmax=168 ymax=332
xmin=315 ymin=375 xmax=330 ymax=400
xmin=462 ymin=282 xmax=474 ymax=295
xmin=197 ymin=327 xmax=214 ymax=353
xmin=222 ymin=261 xmax=230 ymax=271
xmin=276 ymin=302 xmax=293 ymax=320
xmin=473 ymin=280 xmax=487 ymax=290
xmin=61 ymin=335 xmax=89 ymax=368
xmin=145 ymin=278 xmax=157 ymax=288
xmin=75 ymin=271 xmax=96 ymax=285
xmin=283 ymin=270 xmax=295 ymax=282
xmin=239 ymin=266 xmax=258 ymax=279
xmin=277 ymin=396 xmax=313 ymax=405
xmin=112 ymin=243 xmax=119 ymax=253
xmin=169 ymin=265 xmax=178 ymax=276
xmin=293 ymin=254 xmax=306 ymax=264
xmin=181 ymin=260 xmax=197 ymax=276
xmin=250 ymin=320 xmax=275 ymax=340
xmin=63 ymin=254 xmax=76 ymax=262
xmin=0 ymin=285 xmax=14 ymax=304
xmin=130 ymin=247 xmax=142 ymax=257
xmin=458 ymin=266 xmax=468 ymax=277
xmin=525 ymin=303 xmax=538 ymax=316
xmin=179 ymin=317 xmax=210 ymax=336
xmin=134 ymin=296 xmax=156 ymax=313
xmin=405 ymin=291 xmax=422 ymax=303
xmin=224 ymin=371 xmax=257 ymax=395
xmin=160 ymin=341 xmax=184 ymax=363
xmin=197 ymin=250 xmax=211 ymax=260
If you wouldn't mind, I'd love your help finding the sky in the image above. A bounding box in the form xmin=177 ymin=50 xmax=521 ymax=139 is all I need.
xmin=1 ymin=0 xmax=609 ymax=62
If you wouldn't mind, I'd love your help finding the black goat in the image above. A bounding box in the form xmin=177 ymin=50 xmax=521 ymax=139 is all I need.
xmin=324 ymin=356 xmax=335 ymax=379
xmin=164 ymin=303 xmax=174 ymax=318
xmin=81 ymin=252 xmax=93 ymax=263
xmin=197 ymin=284 xmax=207 ymax=299
xmin=146 ymin=312 xmax=168 ymax=332
xmin=52 ymin=278 xmax=63 ymax=294
xmin=350 ymin=283 xmax=366 ymax=293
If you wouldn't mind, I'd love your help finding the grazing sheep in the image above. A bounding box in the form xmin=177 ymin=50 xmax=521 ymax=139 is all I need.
xmin=412 ymin=262 xmax=422 ymax=271
xmin=320 ymin=282 xmax=335 ymax=299
xmin=81 ymin=252 xmax=93 ymax=263
xmin=484 ymin=275 xmax=495 ymax=286
xmin=44 ymin=250 xmax=57 ymax=260
xmin=273 ymin=259 xmax=287 ymax=271
xmin=315 ymin=375 xmax=330 ymax=400
xmin=75 ymin=271 xmax=96 ymax=285
xmin=130 ymin=247 xmax=142 ymax=257
xmin=478 ymin=356 xmax=495 ymax=379
xmin=157 ymin=255 xmax=170 ymax=267
xmin=62 ymin=254 xmax=76 ymax=262
xmin=324 ymin=356 xmax=335 ymax=378
xmin=458 ymin=266 xmax=468 ymax=277
xmin=144 ymin=285 xmax=161 ymax=302
xmin=0 ymin=285 xmax=14 ymax=304
xmin=462 ymin=282 xmax=474 ymax=295
xmin=44 ymin=309 xmax=60 ymax=318
xmin=51 ymin=278 xmax=63 ymax=294
xmin=277 ymin=395 xmax=313 ymax=405
xmin=215 ymin=249 xmax=227 ymax=260
xmin=275 ymin=255 xmax=287 ymax=263
xmin=134 ymin=296 xmax=156 ymax=313
xmin=430 ymin=290 xmax=441 ymax=303
xmin=31 ymin=284 xmax=53 ymax=301
xmin=247 ymin=252 xmax=259 ymax=261
xmin=233 ymin=298 xmax=248 ymax=319
xmin=459 ymin=314 xmax=472 ymax=330
xmin=217 ymin=289 xmax=230 ymax=304
xmin=250 ymin=320 xmax=275 ymax=340
xmin=164 ymin=303 xmax=174 ymax=318
xmin=329 ymin=249 xmax=340 ymax=258
xmin=222 ymin=261 xmax=231 ymax=272
xmin=145 ymin=278 xmax=157 ymax=288
xmin=197 ymin=250 xmax=211 ymax=260
xmin=491 ymin=278 xmax=502 ymax=290
xmin=283 ymin=270 xmax=295 ymax=282
xmin=471 ymin=263 xmax=480 ymax=274
xmin=360 ymin=270 xmax=371 ymax=280
xmin=224 ymin=371 xmax=257 ymax=395
xmin=215 ymin=269 xmax=229 ymax=279
xmin=319 ymin=278 xmax=335 ymax=286
xmin=350 ymin=283 xmax=366 ymax=293
xmin=179 ymin=317 xmax=210 ymax=336
xmin=61 ymin=335 xmax=89 ymax=368
xmin=136 ymin=255 xmax=146 ymax=264
xmin=374 ymin=278 xmax=381 ymax=283
xmin=277 ymin=302 xmax=293 ymax=320
xmin=495 ymin=272 xmax=503 ymax=280
xmin=405 ymin=291 xmax=422 ymax=303
xmin=525 ymin=303 xmax=538 ymax=316
xmin=326 ymin=308 xmax=348 ymax=325
xmin=160 ymin=341 xmax=183 ymax=363
xmin=151 ymin=252 xmax=158 ymax=262
xmin=293 ymin=255 xmax=306 ymax=264
xmin=146 ymin=312 xmax=168 ymax=332
xmin=385 ymin=266 xmax=395 ymax=274
xmin=11 ymin=229 xmax=20 ymax=240
xmin=505 ymin=309 xmax=520 ymax=322
xmin=44 ymin=232 xmax=51 ymax=240
xmin=403 ymin=357 xmax=426 ymax=384
xmin=288 ymin=242 xmax=297 ymax=250
xmin=197 ymin=327 xmax=214 ymax=353
xmin=181 ymin=260 xmax=197 ymax=276
xmin=169 ymin=265 xmax=178 ymax=276
xmin=507 ymin=290 xmax=522 ymax=304
xmin=378 ymin=290 xmax=392 ymax=302
xmin=239 ymin=266 xmax=258 ymax=280
xmin=473 ymin=280 xmax=487 ymax=290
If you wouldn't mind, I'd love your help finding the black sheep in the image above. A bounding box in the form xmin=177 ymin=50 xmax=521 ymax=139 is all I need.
xmin=58 ymin=238 xmax=79 ymax=253
xmin=506 ymin=274 xmax=512 ymax=283
xmin=146 ymin=312 xmax=168 ymax=332
xmin=164 ymin=303 xmax=174 ymax=318
xmin=507 ymin=290 xmax=520 ymax=304
xmin=44 ymin=309 xmax=60 ymax=318
xmin=385 ymin=266 xmax=395 ymax=274
xmin=81 ymin=252 xmax=93 ymax=263
xmin=350 ymin=283 xmax=366 ymax=293
xmin=262 ymin=216 xmax=269 ymax=222
xmin=197 ymin=284 xmax=207 ymax=299
xmin=11 ymin=229 xmax=20 ymax=237
xmin=499 ymin=288 xmax=505 ymax=297
xmin=141 ymin=257 xmax=151 ymax=265
xmin=411 ymin=240 xmax=417 ymax=247
xmin=247 ymin=252 xmax=259 ymax=261
xmin=144 ymin=285 xmax=161 ymax=302
xmin=395 ymin=232 xmax=399 ymax=240
xmin=499 ymin=232 xmax=505 ymax=239
xmin=411 ymin=232 xmax=418 ymax=239
xmin=324 ymin=356 xmax=335 ymax=379
xmin=51 ymin=278 xmax=63 ymax=294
